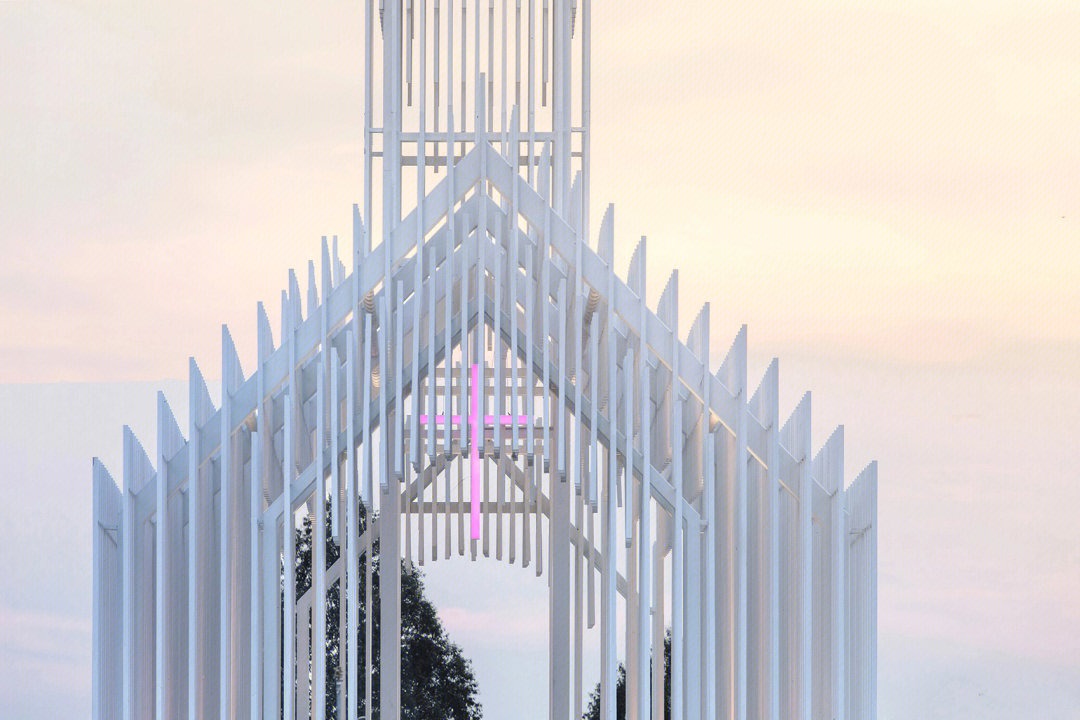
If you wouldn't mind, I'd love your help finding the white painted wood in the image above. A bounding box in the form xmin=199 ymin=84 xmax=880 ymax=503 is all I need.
xmin=94 ymin=6 xmax=878 ymax=716
xmin=156 ymin=393 xmax=185 ymax=720
xmin=313 ymin=352 xmax=328 ymax=720
xmin=346 ymin=331 xmax=360 ymax=720
xmin=283 ymin=394 xmax=296 ymax=720
xmin=93 ymin=459 xmax=123 ymax=720
xmin=221 ymin=325 xmax=247 ymax=720
xmin=813 ymin=425 xmax=845 ymax=720
xmin=781 ymin=393 xmax=813 ymax=720
xmin=846 ymin=462 xmax=877 ymax=720
xmin=248 ymin=428 xmax=263 ymax=720
xmin=187 ymin=359 xmax=216 ymax=720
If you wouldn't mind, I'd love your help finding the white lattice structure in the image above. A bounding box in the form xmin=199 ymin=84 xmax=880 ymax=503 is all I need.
xmin=92 ymin=2 xmax=877 ymax=719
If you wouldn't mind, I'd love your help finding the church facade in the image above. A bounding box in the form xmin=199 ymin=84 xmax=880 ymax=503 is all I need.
xmin=92 ymin=2 xmax=877 ymax=719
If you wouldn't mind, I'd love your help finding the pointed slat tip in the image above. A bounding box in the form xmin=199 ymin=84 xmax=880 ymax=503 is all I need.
xmin=597 ymin=203 xmax=615 ymax=262
xmin=157 ymin=391 xmax=182 ymax=429
xmin=92 ymin=456 xmax=113 ymax=482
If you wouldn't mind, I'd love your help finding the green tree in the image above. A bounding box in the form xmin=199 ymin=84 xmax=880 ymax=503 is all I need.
xmin=294 ymin=501 xmax=483 ymax=720
xmin=583 ymin=630 xmax=671 ymax=720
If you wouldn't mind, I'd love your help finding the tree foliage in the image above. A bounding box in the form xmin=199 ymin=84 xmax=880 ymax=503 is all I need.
xmin=293 ymin=502 xmax=483 ymax=720
xmin=583 ymin=630 xmax=671 ymax=720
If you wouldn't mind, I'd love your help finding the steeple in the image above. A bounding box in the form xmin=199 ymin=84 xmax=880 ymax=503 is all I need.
xmin=363 ymin=0 xmax=590 ymax=246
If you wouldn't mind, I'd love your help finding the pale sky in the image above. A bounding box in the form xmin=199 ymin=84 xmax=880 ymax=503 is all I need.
xmin=1 ymin=1 xmax=1078 ymax=718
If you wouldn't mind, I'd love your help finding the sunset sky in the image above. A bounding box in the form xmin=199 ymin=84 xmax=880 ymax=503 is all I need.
xmin=1 ymin=1 xmax=1077 ymax=717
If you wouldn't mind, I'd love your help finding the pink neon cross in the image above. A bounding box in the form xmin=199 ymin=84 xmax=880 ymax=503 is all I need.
xmin=418 ymin=363 xmax=530 ymax=540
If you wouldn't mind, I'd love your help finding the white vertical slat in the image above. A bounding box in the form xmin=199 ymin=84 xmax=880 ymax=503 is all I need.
xmin=395 ymin=279 xmax=405 ymax=482
xmin=632 ymin=240 xmax=651 ymax=720
xmin=749 ymin=359 xmax=780 ymax=720
xmin=282 ymin=392 xmax=296 ymax=720
xmin=685 ymin=516 xmax=703 ymax=720
xmin=313 ymin=351 xmax=328 ymax=720
xmin=574 ymin=378 xmax=585 ymax=717
xmin=553 ymin=0 xmax=571 ymax=213
xmin=586 ymin=307 xmax=598 ymax=630
xmin=581 ymin=0 xmax=592 ymax=206
xmin=621 ymin=285 xmax=638 ymax=549
xmin=330 ymin=345 xmax=344 ymax=711
xmin=556 ymin=277 xmax=567 ymax=480
xmin=220 ymin=325 xmax=246 ymax=720
xmin=412 ymin=0 xmax=427 ymax=472
xmin=717 ymin=325 xmax=748 ymax=720
xmin=297 ymin=592 xmax=310 ymax=719
xmin=460 ymin=0 xmax=469 ymax=156
xmin=156 ymin=393 xmax=185 ymax=720
xmin=248 ymin=427 xmax=262 ymax=720
xmin=444 ymin=100 xmax=456 ymax=462
xmin=405 ymin=442 xmax=414 ymax=569
xmin=363 ymin=0 xmax=373 ymax=230
xmin=93 ymin=459 xmax=123 ymax=720
xmin=187 ymin=359 xmax=216 ymax=720
xmin=251 ymin=301 xmax=275 ymax=720
xmin=494 ymin=221 xmax=505 ymax=463
xmin=434 ymin=0 xmax=442 ymax=168
xmin=123 ymin=428 xmax=156 ymax=720
xmin=813 ymin=425 xmax=844 ymax=720
xmin=363 ymin=305 xmax=374 ymax=720
xmin=384 ymin=0 xmax=402 ymax=250
xmin=457 ymin=118 xmax=470 ymax=473
xmin=509 ymin=150 xmax=520 ymax=465
xmin=787 ymin=393 xmax=814 ymax=720
xmin=549 ymin=397 xmax=572 ymax=720
xmin=496 ymin=375 xmax=506 ymax=559
xmin=694 ymin=303 xmax=717 ymax=720
xmin=346 ymin=330 xmax=360 ymax=720
xmin=363 ymin=312 xmax=374 ymax=510
xmin=380 ymin=298 xmax=404 ymax=720
xmin=660 ymin=269 xmax=685 ymax=720
xmin=380 ymin=292 xmax=391 ymax=497
xmin=476 ymin=77 xmax=489 ymax=539
xmin=845 ymin=462 xmax=877 ymax=720
xmin=321 ymin=239 xmax=341 ymax=545
xmin=622 ymin=344 xmax=638 ymax=720
xmin=406 ymin=0 xmax=414 ymax=106
xmin=448 ymin=364 xmax=458 ymax=559
xmin=597 ymin=203 xmax=616 ymax=720
xmin=488 ymin=0 xmax=495 ymax=131
xmin=420 ymin=273 xmax=430 ymax=566
xmin=651 ymin=509 xmax=666 ymax=720
xmin=869 ymin=465 xmax=878 ymax=720
xmin=682 ymin=304 xmax=708 ymax=720
xmin=572 ymin=238 xmax=583 ymax=499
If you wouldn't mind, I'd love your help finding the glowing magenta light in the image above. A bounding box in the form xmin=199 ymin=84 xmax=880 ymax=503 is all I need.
xmin=418 ymin=363 xmax=530 ymax=539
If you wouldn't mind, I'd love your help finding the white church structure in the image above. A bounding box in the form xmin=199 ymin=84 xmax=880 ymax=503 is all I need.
xmin=92 ymin=2 xmax=878 ymax=719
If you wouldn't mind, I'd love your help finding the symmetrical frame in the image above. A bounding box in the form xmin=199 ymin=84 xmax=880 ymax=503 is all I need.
xmin=92 ymin=3 xmax=877 ymax=719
